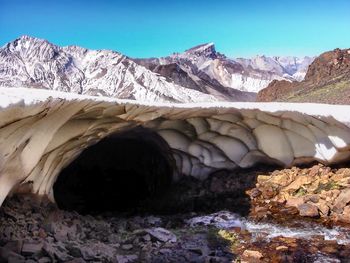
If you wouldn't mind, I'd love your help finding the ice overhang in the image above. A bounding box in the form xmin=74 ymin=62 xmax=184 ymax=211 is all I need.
xmin=1 ymin=87 xmax=350 ymax=206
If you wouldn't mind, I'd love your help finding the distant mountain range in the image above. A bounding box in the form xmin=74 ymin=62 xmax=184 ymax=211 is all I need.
xmin=0 ymin=36 xmax=314 ymax=103
xmin=135 ymin=43 xmax=313 ymax=94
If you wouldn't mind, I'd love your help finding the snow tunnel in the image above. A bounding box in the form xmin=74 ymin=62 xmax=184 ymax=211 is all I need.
xmin=53 ymin=127 xmax=174 ymax=214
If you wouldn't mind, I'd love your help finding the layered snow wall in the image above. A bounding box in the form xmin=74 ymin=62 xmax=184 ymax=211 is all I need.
xmin=1 ymin=87 xmax=350 ymax=206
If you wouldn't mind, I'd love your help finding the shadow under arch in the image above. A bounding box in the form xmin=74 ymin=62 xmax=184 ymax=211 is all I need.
xmin=53 ymin=126 xmax=175 ymax=214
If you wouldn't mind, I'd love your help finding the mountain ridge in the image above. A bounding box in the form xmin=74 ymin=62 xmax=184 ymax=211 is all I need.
xmin=0 ymin=35 xmax=314 ymax=103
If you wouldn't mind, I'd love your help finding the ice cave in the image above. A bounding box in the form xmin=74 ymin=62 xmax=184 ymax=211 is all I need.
xmin=1 ymin=87 xmax=350 ymax=211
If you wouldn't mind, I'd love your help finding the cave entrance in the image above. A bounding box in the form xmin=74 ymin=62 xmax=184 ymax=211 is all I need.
xmin=53 ymin=127 xmax=174 ymax=214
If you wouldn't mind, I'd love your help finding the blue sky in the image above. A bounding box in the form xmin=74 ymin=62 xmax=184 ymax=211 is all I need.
xmin=1 ymin=0 xmax=350 ymax=58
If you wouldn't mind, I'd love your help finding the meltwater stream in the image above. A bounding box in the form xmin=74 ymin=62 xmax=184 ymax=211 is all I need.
xmin=187 ymin=211 xmax=350 ymax=245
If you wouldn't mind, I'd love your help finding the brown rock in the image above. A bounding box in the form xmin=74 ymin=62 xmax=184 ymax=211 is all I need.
xmin=257 ymin=175 xmax=271 ymax=184
xmin=249 ymin=188 xmax=262 ymax=198
xmin=333 ymin=189 xmax=350 ymax=213
xmin=298 ymin=203 xmax=319 ymax=217
xmin=337 ymin=206 xmax=350 ymax=223
xmin=276 ymin=245 xmax=288 ymax=252
xmin=261 ymin=186 xmax=276 ymax=199
xmin=316 ymin=201 xmax=330 ymax=217
xmin=269 ymin=172 xmax=292 ymax=187
xmin=304 ymin=194 xmax=319 ymax=203
xmin=254 ymin=206 xmax=268 ymax=213
xmin=309 ymin=165 xmax=321 ymax=177
xmin=286 ymin=197 xmax=304 ymax=208
xmin=242 ymin=250 xmax=263 ymax=261
xmin=283 ymin=176 xmax=312 ymax=192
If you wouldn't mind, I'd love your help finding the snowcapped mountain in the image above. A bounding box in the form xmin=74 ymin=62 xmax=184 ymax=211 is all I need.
xmin=0 ymin=36 xmax=314 ymax=103
xmin=0 ymin=36 xmax=227 ymax=103
xmin=135 ymin=43 xmax=314 ymax=93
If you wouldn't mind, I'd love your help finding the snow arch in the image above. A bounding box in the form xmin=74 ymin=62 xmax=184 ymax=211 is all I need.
xmin=1 ymin=87 xmax=350 ymax=206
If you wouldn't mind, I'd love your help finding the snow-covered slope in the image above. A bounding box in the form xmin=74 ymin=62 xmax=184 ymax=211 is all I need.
xmin=0 ymin=36 xmax=223 ymax=103
xmin=136 ymin=43 xmax=314 ymax=93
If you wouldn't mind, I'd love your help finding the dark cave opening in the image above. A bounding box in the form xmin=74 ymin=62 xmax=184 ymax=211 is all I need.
xmin=53 ymin=127 xmax=174 ymax=214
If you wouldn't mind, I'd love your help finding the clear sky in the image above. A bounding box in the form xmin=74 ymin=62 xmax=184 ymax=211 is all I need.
xmin=1 ymin=0 xmax=350 ymax=58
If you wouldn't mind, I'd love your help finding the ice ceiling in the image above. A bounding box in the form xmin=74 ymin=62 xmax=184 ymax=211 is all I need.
xmin=1 ymin=87 xmax=350 ymax=207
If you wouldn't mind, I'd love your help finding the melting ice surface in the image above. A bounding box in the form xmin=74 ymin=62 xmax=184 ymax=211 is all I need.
xmin=186 ymin=211 xmax=350 ymax=245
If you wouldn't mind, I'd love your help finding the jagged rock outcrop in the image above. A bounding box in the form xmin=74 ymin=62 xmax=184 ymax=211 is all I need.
xmin=257 ymin=48 xmax=350 ymax=104
xmin=1 ymin=87 xmax=350 ymax=207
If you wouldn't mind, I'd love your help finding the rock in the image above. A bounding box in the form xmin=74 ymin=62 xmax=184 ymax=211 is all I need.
xmin=121 ymin=244 xmax=133 ymax=250
xmin=145 ymin=227 xmax=177 ymax=243
xmin=257 ymin=175 xmax=271 ymax=184
xmin=242 ymin=250 xmax=263 ymax=260
xmin=269 ymin=172 xmax=293 ymax=187
xmin=2 ymin=241 xmax=23 ymax=255
xmin=298 ymin=203 xmax=319 ymax=217
xmin=336 ymin=205 xmax=350 ymax=223
xmin=286 ymin=197 xmax=304 ymax=208
xmin=43 ymin=243 xmax=72 ymax=262
xmin=21 ymin=242 xmax=43 ymax=255
xmin=304 ymin=194 xmax=319 ymax=203
xmin=260 ymin=186 xmax=276 ymax=199
xmin=79 ymin=242 xmax=116 ymax=261
xmin=276 ymin=246 xmax=288 ymax=252
xmin=1 ymin=250 xmax=25 ymax=263
xmin=333 ymin=189 xmax=350 ymax=213
xmin=0 ymin=241 xmax=23 ymax=262
xmin=116 ymin=254 xmax=138 ymax=263
xmin=316 ymin=201 xmax=330 ymax=217
xmin=144 ymin=216 xmax=162 ymax=226
xmin=142 ymin=234 xmax=151 ymax=242
xmin=65 ymin=259 xmax=86 ymax=263
xmin=283 ymin=176 xmax=312 ymax=192
xmin=37 ymin=257 xmax=52 ymax=263
xmin=8 ymin=253 xmax=25 ymax=263
xmin=309 ymin=165 xmax=321 ymax=177
xmin=249 ymin=188 xmax=262 ymax=198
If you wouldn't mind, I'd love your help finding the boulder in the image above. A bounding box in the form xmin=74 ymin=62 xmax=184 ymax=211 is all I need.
xmin=333 ymin=189 xmax=350 ymax=213
xmin=298 ymin=203 xmax=319 ymax=217
xmin=21 ymin=242 xmax=43 ymax=256
xmin=145 ymin=227 xmax=177 ymax=243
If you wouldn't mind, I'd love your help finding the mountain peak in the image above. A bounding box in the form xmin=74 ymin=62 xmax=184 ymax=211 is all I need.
xmin=14 ymin=35 xmax=48 ymax=45
xmin=6 ymin=35 xmax=51 ymax=51
xmin=185 ymin=43 xmax=217 ymax=58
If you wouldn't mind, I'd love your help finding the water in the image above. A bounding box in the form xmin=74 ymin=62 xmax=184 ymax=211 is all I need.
xmin=187 ymin=211 xmax=350 ymax=245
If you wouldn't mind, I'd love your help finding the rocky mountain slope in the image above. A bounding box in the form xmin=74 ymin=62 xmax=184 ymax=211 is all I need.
xmin=135 ymin=43 xmax=313 ymax=94
xmin=0 ymin=36 xmax=222 ymax=103
xmin=257 ymin=48 xmax=350 ymax=104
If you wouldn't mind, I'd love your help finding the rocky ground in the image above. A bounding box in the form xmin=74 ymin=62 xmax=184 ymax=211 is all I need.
xmin=0 ymin=195 xmax=237 ymax=263
xmin=1 ymin=164 xmax=350 ymax=262
xmin=247 ymin=164 xmax=350 ymax=224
